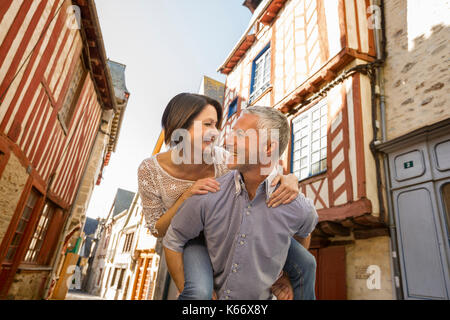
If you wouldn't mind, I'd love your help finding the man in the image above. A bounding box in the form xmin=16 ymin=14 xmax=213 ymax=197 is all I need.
xmin=163 ymin=106 xmax=318 ymax=300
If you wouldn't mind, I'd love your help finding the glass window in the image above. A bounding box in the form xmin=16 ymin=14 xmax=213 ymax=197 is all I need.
xmin=117 ymin=268 xmax=126 ymax=289
xmin=291 ymin=100 xmax=328 ymax=180
xmin=249 ymin=46 xmax=271 ymax=104
xmin=24 ymin=201 xmax=56 ymax=263
xmin=5 ymin=188 xmax=41 ymax=262
xmin=59 ymin=58 xmax=86 ymax=129
xmin=228 ymin=98 xmax=238 ymax=118
xmin=122 ymin=233 xmax=134 ymax=253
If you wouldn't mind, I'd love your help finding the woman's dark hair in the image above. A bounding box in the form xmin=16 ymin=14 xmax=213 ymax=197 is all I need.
xmin=161 ymin=93 xmax=223 ymax=145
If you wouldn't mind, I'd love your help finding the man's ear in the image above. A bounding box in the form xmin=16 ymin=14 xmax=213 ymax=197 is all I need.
xmin=266 ymin=140 xmax=279 ymax=158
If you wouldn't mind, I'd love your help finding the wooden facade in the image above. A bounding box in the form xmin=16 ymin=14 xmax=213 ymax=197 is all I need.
xmin=0 ymin=0 xmax=117 ymax=299
xmin=219 ymin=0 xmax=391 ymax=299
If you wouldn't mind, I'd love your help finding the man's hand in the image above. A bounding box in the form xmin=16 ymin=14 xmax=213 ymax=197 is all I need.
xmin=271 ymin=272 xmax=294 ymax=300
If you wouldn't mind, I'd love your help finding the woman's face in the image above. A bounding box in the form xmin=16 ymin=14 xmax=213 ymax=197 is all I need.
xmin=187 ymin=104 xmax=220 ymax=155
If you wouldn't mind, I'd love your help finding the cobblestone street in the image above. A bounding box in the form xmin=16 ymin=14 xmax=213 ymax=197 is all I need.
xmin=65 ymin=290 xmax=104 ymax=300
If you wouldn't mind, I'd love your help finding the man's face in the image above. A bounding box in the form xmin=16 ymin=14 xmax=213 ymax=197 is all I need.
xmin=224 ymin=113 xmax=261 ymax=170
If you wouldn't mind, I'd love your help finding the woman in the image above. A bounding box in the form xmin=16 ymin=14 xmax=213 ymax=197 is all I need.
xmin=137 ymin=93 xmax=316 ymax=300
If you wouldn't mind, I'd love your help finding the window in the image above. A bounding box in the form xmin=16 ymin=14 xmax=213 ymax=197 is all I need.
xmin=58 ymin=57 xmax=86 ymax=131
xmin=110 ymin=268 xmax=119 ymax=287
xmin=228 ymin=98 xmax=238 ymax=118
xmin=249 ymin=45 xmax=271 ymax=104
xmin=97 ymin=268 xmax=103 ymax=286
xmin=4 ymin=188 xmax=41 ymax=262
xmin=117 ymin=268 xmax=126 ymax=289
xmin=24 ymin=201 xmax=56 ymax=263
xmin=122 ymin=233 xmax=134 ymax=253
xmin=291 ymin=100 xmax=328 ymax=180
xmin=104 ymin=234 xmax=110 ymax=249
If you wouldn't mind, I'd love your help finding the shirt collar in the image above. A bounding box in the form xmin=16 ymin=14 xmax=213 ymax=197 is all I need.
xmin=234 ymin=165 xmax=282 ymax=200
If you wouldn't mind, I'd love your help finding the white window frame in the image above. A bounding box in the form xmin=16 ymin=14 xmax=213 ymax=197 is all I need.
xmin=249 ymin=46 xmax=271 ymax=104
xmin=291 ymin=99 xmax=328 ymax=181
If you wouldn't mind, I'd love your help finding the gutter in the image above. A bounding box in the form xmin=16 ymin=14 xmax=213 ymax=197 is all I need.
xmin=371 ymin=0 xmax=403 ymax=300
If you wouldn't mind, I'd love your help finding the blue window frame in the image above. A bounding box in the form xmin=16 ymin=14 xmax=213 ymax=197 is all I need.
xmin=228 ymin=98 xmax=238 ymax=118
xmin=290 ymin=99 xmax=328 ymax=181
xmin=249 ymin=44 xmax=271 ymax=104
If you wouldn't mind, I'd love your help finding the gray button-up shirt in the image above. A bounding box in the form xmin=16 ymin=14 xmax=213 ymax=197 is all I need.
xmin=163 ymin=169 xmax=318 ymax=300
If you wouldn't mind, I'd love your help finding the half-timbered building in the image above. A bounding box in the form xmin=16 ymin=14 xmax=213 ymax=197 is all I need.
xmin=218 ymin=0 xmax=393 ymax=299
xmin=0 ymin=0 xmax=126 ymax=299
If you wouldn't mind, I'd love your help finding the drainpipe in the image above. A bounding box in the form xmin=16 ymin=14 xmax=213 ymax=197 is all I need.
xmin=372 ymin=0 xmax=404 ymax=299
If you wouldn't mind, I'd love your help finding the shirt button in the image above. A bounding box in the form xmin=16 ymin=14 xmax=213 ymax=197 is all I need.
xmin=246 ymin=211 xmax=250 ymax=215
xmin=225 ymin=296 xmax=230 ymax=300
xmin=240 ymin=241 xmax=244 ymax=245
xmin=226 ymin=290 xmax=231 ymax=294
xmin=232 ymin=269 xmax=237 ymax=273
xmin=234 ymin=264 xmax=238 ymax=267
xmin=241 ymin=234 xmax=246 ymax=238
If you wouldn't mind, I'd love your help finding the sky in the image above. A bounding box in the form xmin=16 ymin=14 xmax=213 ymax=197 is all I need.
xmin=85 ymin=1 xmax=252 ymax=219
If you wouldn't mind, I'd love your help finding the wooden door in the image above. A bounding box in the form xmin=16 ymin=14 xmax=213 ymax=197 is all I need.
xmin=310 ymin=245 xmax=347 ymax=300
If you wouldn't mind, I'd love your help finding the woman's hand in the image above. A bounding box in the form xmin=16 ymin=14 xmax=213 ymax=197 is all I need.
xmin=182 ymin=178 xmax=220 ymax=200
xmin=271 ymin=272 xmax=294 ymax=300
xmin=267 ymin=173 xmax=299 ymax=208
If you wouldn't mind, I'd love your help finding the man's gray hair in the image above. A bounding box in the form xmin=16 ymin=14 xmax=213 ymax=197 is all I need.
xmin=243 ymin=106 xmax=290 ymax=155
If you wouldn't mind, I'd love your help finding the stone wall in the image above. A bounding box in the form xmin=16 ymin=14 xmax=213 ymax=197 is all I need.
xmin=7 ymin=270 xmax=50 ymax=300
xmin=384 ymin=0 xmax=450 ymax=140
xmin=345 ymin=236 xmax=394 ymax=299
xmin=0 ymin=153 xmax=28 ymax=242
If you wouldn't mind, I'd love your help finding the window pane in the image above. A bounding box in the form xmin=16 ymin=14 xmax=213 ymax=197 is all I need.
xmin=17 ymin=220 xmax=27 ymax=233
xmin=311 ymin=162 xmax=320 ymax=175
xmin=301 ymin=136 xmax=308 ymax=147
xmin=293 ymin=160 xmax=300 ymax=171
xmin=300 ymin=127 xmax=308 ymax=137
xmin=321 ymin=125 xmax=327 ymax=137
xmin=312 ymin=129 xmax=320 ymax=141
xmin=312 ymin=151 xmax=319 ymax=163
xmin=312 ymin=141 xmax=320 ymax=152
xmin=312 ymin=120 xmax=320 ymax=130
xmin=321 ymin=147 xmax=327 ymax=159
xmin=301 ymin=146 xmax=308 ymax=156
xmin=300 ymin=157 xmax=308 ymax=167
xmin=300 ymin=168 xmax=308 ymax=179
xmin=22 ymin=207 xmax=33 ymax=220
xmin=6 ymin=247 xmax=17 ymax=261
xmin=11 ymin=233 xmax=21 ymax=246
xmin=312 ymin=109 xmax=320 ymax=120
xmin=320 ymin=158 xmax=327 ymax=171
